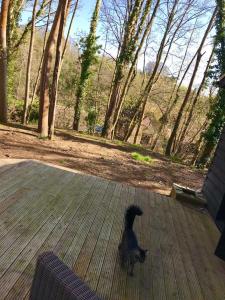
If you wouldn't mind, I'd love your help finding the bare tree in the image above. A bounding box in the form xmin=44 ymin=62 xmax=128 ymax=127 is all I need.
xmin=23 ymin=0 xmax=39 ymax=124
xmin=0 ymin=0 xmax=10 ymax=123
xmin=27 ymin=0 xmax=53 ymax=123
xmin=150 ymin=19 xmax=198 ymax=150
xmin=102 ymin=0 xmax=154 ymax=138
xmin=133 ymin=0 xmax=179 ymax=143
xmin=175 ymin=45 xmax=215 ymax=153
xmin=165 ymin=7 xmax=217 ymax=155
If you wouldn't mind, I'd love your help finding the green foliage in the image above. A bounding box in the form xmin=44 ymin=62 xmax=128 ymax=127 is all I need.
xmin=9 ymin=99 xmax=23 ymax=122
xmin=85 ymin=108 xmax=97 ymax=134
xmin=7 ymin=0 xmax=22 ymax=105
xmin=8 ymin=99 xmax=39 ymax=123
xmin=202 ymin=0 xmax=225 ymax=146
xmin=28 ymin=101 xmax=39 ymax=123
xmin=74 ymin=0 xmax=102 ymax=128
xmin=131 ymin=152 xmax=153 ymax=164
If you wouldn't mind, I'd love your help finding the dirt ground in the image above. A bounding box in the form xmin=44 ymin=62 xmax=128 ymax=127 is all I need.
xmin=0 ymin=124 xmax=205 ymax=195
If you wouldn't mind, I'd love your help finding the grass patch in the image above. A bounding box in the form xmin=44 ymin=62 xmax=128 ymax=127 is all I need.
xmin=131 ymin=152 xmax=153 ymax=164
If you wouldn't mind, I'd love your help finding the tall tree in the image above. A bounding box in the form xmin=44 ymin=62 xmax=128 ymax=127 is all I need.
xmin=0 ymin=0 xmax=10 ymax=123
xmin=165 ymin=7 xmax=217 ymax=156
xmin=197 ymin=0 xmax=225 ymax=166
xmin=133 ymin=0 xmax=179 ymax=143
xmin=38 ymin=0 xmax=66 ymax=137
xmin=176 ymin=45 xmax=215 ymax=153
xmin=73 ymin=0 xmax=102 ymax=131
xmin=27 ymin=0 xmax=53 ymax=123
xmin=48 ymin=0 xmax=75 ymax=138
xmin=102 ymin=0 xmax=154 ymax=138
xmin=150 ymin=21 xmax=197 ymax=150
xmin=112 ymin=0 xmax=160 ymax=138
xmin=23 ymin=0 xmax=38 ymax=124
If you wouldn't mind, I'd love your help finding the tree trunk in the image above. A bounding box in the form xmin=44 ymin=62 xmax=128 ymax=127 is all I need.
xmin=27 ymin=0 xmax=52 ymax=123
xmin=0 ymin=0 xmax=10 ymax=124
xmin=23 ymin=0 xmax=38 ymax=124
xmin=38 ymin=0 xmax=64 ymax=138
xmin=73 ymin=0 xmax=102 ymax=131
xmin=111 ymin=0 xmax=160 ymax=135
xmin=150 ymin=18 xmax=198 ymax=151
xmin=48 ymin=0 xmax=71 ymax=139
xmin=102 ymin=0 xmax=155 ymax=138
xmin=176 ymin=45 xmax=215 ymax=153
xmin=165 ymin=7 xmax=217 ymax=156
xmin=134 ymin=0 xmax=179 ymax=141
xmin=195 ymin=140 xmax=215 ymax=167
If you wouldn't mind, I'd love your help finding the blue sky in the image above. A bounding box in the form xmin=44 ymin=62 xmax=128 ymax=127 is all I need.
xmin=20 ymin=0 xmax=214 ymax=87
xmin=70 ymin=0 xmax=97 ymax=35
xmin=21 ymin=0 xmax=98 ymax=37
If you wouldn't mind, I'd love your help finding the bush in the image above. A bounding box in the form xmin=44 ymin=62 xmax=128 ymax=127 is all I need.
xmin=28 ymin=101 xmax=39 ymax=124
xmin=85 ymin=109 xmax=97 ymax=134
xmin=8 ymin=99 xmax=39 ymax=124
xmin=9 ymin=99 xmax=23 ymax=122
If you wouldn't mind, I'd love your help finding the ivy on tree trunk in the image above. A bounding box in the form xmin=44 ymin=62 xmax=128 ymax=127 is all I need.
xmin=197 ymin=0 xmax=225 ymax=166
xmin=73 ymin=0 xmax=102 ymax=131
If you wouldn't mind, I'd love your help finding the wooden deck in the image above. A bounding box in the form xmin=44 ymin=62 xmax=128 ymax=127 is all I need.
xmin=0 ymin=159 xmax=225 ymax=300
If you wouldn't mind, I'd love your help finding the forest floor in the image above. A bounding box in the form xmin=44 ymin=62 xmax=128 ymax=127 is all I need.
xmin=0 ymin=123 xmax=205 ymax=195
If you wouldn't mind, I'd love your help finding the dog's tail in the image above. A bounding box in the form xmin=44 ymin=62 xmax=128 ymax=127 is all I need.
xmin=125 ymin=205 xmax=143 ymax=229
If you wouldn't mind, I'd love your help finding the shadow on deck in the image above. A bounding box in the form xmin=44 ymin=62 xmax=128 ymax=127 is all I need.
xmin=0 ymin=159 xmax=224 ymax=299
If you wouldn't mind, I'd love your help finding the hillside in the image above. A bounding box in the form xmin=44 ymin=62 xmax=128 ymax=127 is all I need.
xmin=0 ymin=124 xmax=204 ymax=195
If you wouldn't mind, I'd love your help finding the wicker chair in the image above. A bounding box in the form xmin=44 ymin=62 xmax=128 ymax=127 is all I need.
xmin=29 ymin=252 xmax=101 ymax=300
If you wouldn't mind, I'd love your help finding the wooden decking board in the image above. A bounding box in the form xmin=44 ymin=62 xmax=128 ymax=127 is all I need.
xmin=175 ymin=202 xmax=218 ymax=299
xmin=0 ymin=162 xmax=49 ymax=196
xmin=126 ymin=186 xmax=141 ymax=300
xmin=95 ymin=185 xmax=123 ymax=299
xmin=0 ymin=160 xmax=225 ymax=299
xmin=186 ymin=208 xmax=225 ymax=299
xmin=163 ymin=199 xmax=193 ymax=300
xmin=75 ymin=182 xmax=118 ymax=281
xmin=167 ymin=199 xmax=204 ymax=300
xmin=0 ymin=175 xmax=88 ymax=298
xmin=109 ymin=185 xmax=133 ymax=300
xmin=0 ymin=168 xmax=74 ymax=279
xmin=5 ymin=174 xmax=94 ymax=300
xmin=0 ymin=161 xmax=38 ymax=193
xmin=62 ymin=179 xmax=109 ymax=268
xmin=136 ymin=188 xmax=153 ymax=300
xmin=156 ymin=195 xmax=180 ymax=300
xmin=84 ymin=183 xmax=121 ymax=291
xmin=0 ymin=163 xmax=56 ymax=219
xmin=0 ymin=166 xmax=73 ymax=251
xmin=65 ymin=177 xmax=113 ymax=277
xmin=52 ymin=177 xmax=101 ymax=260
xmin=0 ymin=165 xmax=66 ymax=235
xmin=149 ymin=193 xmax=167 ymax=300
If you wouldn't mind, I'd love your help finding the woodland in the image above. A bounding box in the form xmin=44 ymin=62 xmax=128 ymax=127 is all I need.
xmin=0 ymin=0 xmax=225 ymax=168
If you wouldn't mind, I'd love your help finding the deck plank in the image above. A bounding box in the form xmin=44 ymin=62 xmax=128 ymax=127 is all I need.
xmin=184 ymin=206 xmax=225 ymax=299
xmin=6 ymin=174 xmax=95 ymax=299
xmin=0 ymin=159 xmax=224 ymax=300
xmin=108 ymin=184 xmax=130 ymax=300
xmin=83 ymin=183 xmax=121 ymax=290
